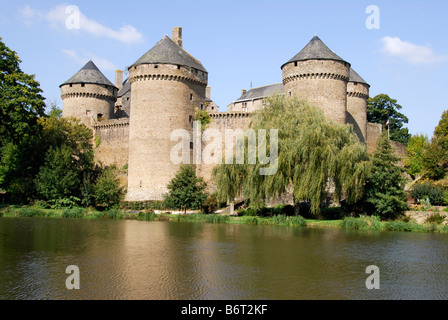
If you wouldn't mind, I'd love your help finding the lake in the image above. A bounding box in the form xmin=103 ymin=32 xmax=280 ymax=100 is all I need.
xmin=1 ymin=217 xmax=447 ymax=300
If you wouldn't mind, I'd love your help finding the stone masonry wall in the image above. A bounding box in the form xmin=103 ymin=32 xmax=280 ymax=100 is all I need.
xmin=282 ymin=59 xmax=350 ymax=124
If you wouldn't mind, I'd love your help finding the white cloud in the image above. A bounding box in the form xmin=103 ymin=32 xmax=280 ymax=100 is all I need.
xmin=380 ymin=36 xmax=448 ymax=64
xmin=62 ymin=49 xmax=117 ymax=71
xmin=19 ymin=4 xmax=144 ymax=45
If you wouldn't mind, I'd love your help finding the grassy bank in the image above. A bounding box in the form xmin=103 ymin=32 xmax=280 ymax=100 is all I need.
xmin=1 ymin=205 xmax=448 ymax=234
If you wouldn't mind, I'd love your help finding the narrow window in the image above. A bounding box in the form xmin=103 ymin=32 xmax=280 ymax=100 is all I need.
xmin=190 ymin=94 xmax=193 ymax=101
xmin=177 ymin=65 xmax=181 ymax=69
xmin=189 ymin=115 xmax=193 ymax=123
xmin=294 ymin=61 xmax=298 ymax=67
xmin=154 ymin=65 xmax=158 ymax=69
xmin=81 ymin=83 xmax=85 ymax=87
xmin=190 ymin=142 xmax=194 ymax=150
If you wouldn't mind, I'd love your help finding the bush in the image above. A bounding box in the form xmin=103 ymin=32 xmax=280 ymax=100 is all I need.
xmin=16 ymin=207 xmax=46 ymax=218
xmin=244 ymin=217 xmax=259 ymax=225
xmin=49 ymin=197 xmax=81 ymax=209
xmin=93 ymin=166 xmax=125 ymax=210
xmin=425 ymin=212 xmax=446 ymax=225
xmin=385 ymin=220 xmax=414 ymax=232
xmin=62 ymin=207 xmax=86 ymax=219
xmin=411 ymin=183 xmax=445 ymax=205
xmin=340 ymin=215 xmax=382 ymax=230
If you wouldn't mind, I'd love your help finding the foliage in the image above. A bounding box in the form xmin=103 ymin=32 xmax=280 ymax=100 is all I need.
xmin=202 ymin=192 xmax=221 ymax=214
xmin=164 ymin=165 xmax=208 ymax=213
xmin=425 ymin=212 xmax=446 ymax=225
xmin=362 ymin=132 xmax=408 ymax=220
xmin=0 ymin=37 xmax=46 ymax=144
xmin=213 ymin=95 xmax=370 ymax=215
xmin=62 ymin=207 xmax=87 ymax=219
xmin=410 ymin=182 xmax=445 ymax=206
xmin=367 ymin=94 xmax=410 ymax=145
xmin=340 ymin=215 xmax=382 ymax=230
xmin=422 ymin=110 xmax=448 ymax=180
xmin=93 ymin=165 xmax=125 ymax=210
xmin=35 ymin=145 xmax=82 ymax=201
xmin=403 ymin=134 xmax=429 ymax=179
xmin=194 ymin=106 xmax=211 ymax=130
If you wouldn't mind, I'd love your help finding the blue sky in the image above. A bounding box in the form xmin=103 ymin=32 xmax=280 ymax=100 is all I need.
xmin=1 ymin=0 xmax=447 ymax=138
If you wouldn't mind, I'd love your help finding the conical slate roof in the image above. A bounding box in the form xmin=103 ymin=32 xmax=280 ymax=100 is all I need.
xmin=61 ymin=60 xmax=115 ymax=87
xmin=130 ymin=35 xmax=207 ymax=73
xmin=349 ymin=68 xmax=369 ymax=86
xmin=282 ymin=35 xmax=348 ymax=68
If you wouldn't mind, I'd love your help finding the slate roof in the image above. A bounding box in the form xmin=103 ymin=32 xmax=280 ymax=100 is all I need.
xmin=61 ymin=60 xmax=116 ymax=87
xmin=282 ymin=35 xmax=349 ymax=68
xmin=349 ymin=68 xmax=369 ymax=86
xmin=234 ymin=83 xmax=284 ymax=102
xmin=117 ymin=78 xmax=131 ymax=97
xmin=130 ymin=35 xmax=207 ymax=73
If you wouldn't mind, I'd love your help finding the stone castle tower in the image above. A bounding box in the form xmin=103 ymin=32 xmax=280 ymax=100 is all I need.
xmin=60 ymin=60 xmax=117 ymax=127
xmin=126 ymin=28 xmax=208 ymax=201
xmin=281 ymin=35 xmax=351 ymax=125
xmin=60 ymin=29 xmax=380 ymax=203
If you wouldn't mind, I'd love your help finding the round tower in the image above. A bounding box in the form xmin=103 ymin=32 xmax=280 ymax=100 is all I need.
xmin=347 ymin=68 xmax=370 ymax=142
xmin=126 ymin=32 xmax=208 ymax=201
xmin=281 ymin=36 xmax=350 ymax=124
xmin=60 ymin=60 xmax=117 ymax=127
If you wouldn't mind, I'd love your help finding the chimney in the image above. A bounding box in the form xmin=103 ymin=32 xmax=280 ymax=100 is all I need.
xmin=172 ymin=27 xmax=183 ymax=48
xmin=241 ymin=89 xmax=247 ymax=96
xmin=115 ymin=70 xmax=123 ymax=90
xmin=206 ymin=87 xmax=211 ymax=100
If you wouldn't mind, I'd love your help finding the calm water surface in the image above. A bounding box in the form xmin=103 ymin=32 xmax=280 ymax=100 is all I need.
xmin=0 ymin=217 xmax=447 ymax=300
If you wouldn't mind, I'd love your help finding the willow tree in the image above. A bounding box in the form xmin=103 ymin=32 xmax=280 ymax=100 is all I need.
xmin=213 ymin=96 xmax=370 ymax=215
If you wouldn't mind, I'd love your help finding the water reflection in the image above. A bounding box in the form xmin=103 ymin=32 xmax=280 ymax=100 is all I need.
xmin=0 ymin=218 xmax=447 ymax=300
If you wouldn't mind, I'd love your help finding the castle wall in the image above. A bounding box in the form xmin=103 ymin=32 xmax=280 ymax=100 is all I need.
xmin=282 ymin=60 xmax=350 ymax=124
xmin=93 ymin=118 xmax=130 ymax=168
xmin=198 ymin=112 xmax=252 ymax=190
xmin=61 ymin=83 xmax=116 ymax=127
xmin=347 ymin=82 xmax=369 ymax=142
xmin=366 ymin=122 xmax=383 ymax=154
xmin=126 ymin=63 xmax=208 ymax=201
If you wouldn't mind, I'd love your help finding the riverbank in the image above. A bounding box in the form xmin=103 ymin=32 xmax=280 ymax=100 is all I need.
xmin=1 ymin=205 xmax=448 ymax=234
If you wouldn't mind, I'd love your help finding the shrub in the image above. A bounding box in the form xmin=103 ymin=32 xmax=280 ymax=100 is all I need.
xmin=385 ymin=220 xmax=414 ymax=232
xmin=49 ymin=197 xmax=81 ymax=209
xmin=340 ymin=215 xmax=382 ymax=230
xmin=411 ymin=183 xmax=445 ymax=206
xmin=425 ymin=212 xmax=446 ymax=225
xmin=244 ymin=217 xmax=259 ymax=225
xmin=16 ymin=207 xmax=46 ymax=218
xmin=93 ymin=166 xmax=125 ymax=210
xmin=62 ymin=207 xmax=86 ymax=219
xmin=288 ymin=215 xmax=307 ymax=227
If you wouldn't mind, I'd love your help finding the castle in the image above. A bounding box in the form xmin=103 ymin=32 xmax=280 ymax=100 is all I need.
xmin=60 ymin=28 xmax=382 ymax=202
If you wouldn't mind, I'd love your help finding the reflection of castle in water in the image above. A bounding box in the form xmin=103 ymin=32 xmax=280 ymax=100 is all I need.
xmin=60 ymin=28 xmax=382 ymax=201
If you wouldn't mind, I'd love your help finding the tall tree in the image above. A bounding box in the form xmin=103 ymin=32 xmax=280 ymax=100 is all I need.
xmin=213 ymin=96 xmax=370 ymax=215
xmin=0 ymin=37 xmax=46 ymax=200
xmin=362 ymin=132 xmax=408 ymax=220
xmin=403 ymin=134 xmax=430 ymax=179
xmin=0 ymin=37 xmax=46 ymax=143
xmin=164 ymin=165 xmax=207 ymax=213
xmin=423 ymin=110 xmax=448 ymax=180
xmin=367 ymin=94 xmax=410 ymax=145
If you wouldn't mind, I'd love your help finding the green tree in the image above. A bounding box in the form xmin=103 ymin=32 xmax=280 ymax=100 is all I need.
xmin=362 ymin=132 xmax=408 ymax=220
xmin=403 ymin=134 xmax=429 ymax=179
xmin=164 ymin=165 xmax=207 ymax=213
xmin=35 ymin=145 xmax=81 ymax=201
xmin=367 ymin=94 xmax=410 ymax=145
xmin=423 ymin=110 xmax=448 ymax=180
xmin=35 ymin=117 xmax=94 ymax=203
xmin=0 ymin=37 xmax=46 ymax=144
xmin=213 ymin=96 xmax=370 ymax=215
xmin=93 ymin=166 xmax=125 ymax=210
xmin=0 ymin=37 xmax=46 ymax=201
